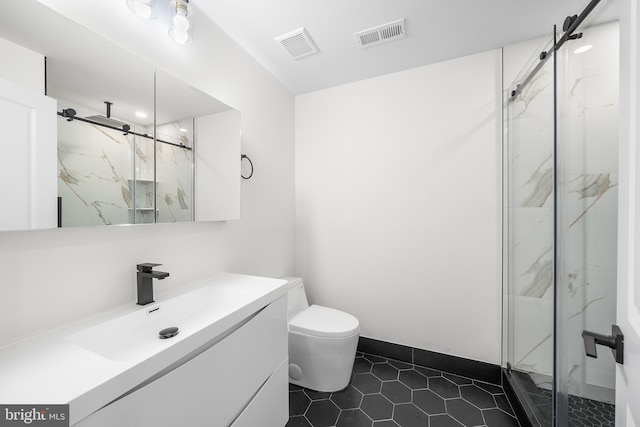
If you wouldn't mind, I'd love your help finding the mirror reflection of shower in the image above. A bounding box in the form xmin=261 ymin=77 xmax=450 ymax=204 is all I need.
xmin=58 ymin=101 xmax=190 ymax=148
xmin=56 ymin=99 xmax=194 ymax=227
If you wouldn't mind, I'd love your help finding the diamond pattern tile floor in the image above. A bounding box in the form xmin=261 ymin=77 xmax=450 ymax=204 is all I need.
xmin=287 ymin=352 xmax=521 ymax=427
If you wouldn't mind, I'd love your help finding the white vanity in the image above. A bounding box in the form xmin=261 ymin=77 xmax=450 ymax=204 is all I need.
xmin=0 ymin=273 xmax=288 ymax=426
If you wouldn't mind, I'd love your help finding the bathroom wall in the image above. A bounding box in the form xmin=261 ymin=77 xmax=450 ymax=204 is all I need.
xmin=0 ymin=36 xmax=43 ymax=93
xmin=295 ymin=50 xmax=503 ymax=364
xmin=0 ymin=1 xmax=295 ymax=342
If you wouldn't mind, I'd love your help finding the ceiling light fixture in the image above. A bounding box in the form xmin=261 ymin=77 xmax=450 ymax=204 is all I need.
xmin=169 ymin=0 xmax=192 ymax=45
xmin=126 ymin=0 xmax=157 ymax=20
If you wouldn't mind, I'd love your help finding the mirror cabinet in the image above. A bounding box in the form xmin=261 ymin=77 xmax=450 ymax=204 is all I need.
xmin=0 ymin=0 xmax=241 ymax=231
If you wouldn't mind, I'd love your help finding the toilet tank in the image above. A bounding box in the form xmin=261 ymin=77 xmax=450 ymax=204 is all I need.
xmin=282 ymin=277 xmax=309 ymax=320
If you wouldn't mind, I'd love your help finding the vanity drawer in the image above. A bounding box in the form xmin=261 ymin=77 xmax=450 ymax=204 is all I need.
xmin=73 ymin=296 xmax=287 ymax=427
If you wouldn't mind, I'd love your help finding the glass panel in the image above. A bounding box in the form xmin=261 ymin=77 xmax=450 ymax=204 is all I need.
xmin=503 ymin=34 xmax=556 ymax=426
xmin=556 ymin=21 xmax=619 ymax=426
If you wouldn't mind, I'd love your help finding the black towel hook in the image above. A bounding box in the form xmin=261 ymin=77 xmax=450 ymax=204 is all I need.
xmin=241 ymin=154 xmax=253 ymax=179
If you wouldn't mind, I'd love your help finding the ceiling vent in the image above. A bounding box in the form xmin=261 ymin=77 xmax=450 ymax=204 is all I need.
xmin=275 ymin=27 xmax=319 ymax=59
xmin=354 ymin=19 xmax=406 ymax=49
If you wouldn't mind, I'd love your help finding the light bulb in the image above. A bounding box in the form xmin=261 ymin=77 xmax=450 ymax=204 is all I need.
xmin=171 ymin=28 xmax=190 ymax=44
xmin=169 ymin=0 xmax=191 ymax=44
xmin=174 ymin=0 xmax=189 ymax=16
xmin=173 ymin=14 xmax=190 ymax=32
xmin=127 ymin=0 xmax=156 ymax=20
xmin=133 ymin=2 xmax=152 ymax=19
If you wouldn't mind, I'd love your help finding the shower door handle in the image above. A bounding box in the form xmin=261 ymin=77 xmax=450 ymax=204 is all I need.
xmin=582 ymin=325 xmax=624 ymax=364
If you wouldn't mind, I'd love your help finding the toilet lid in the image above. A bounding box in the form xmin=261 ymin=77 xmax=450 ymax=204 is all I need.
xmin=289 ymin=305 xmax=360 ymax=338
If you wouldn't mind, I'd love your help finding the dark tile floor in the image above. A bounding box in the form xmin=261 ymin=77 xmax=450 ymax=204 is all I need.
xmin=566 ymin=394 xmax=616 ymax=427
xmin=534 ymin=389 xmax=615 ymax=427
xmin=511 ymin=370 xmax=615 ymax=427
xmin=287 ymin=352 xmax=521 ymax=427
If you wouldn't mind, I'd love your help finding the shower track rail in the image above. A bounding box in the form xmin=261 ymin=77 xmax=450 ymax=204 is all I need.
xmin=57 ymin=110 xmax=192 ymax=151
xmin=508 ymin=0 xmax=602 ymax=101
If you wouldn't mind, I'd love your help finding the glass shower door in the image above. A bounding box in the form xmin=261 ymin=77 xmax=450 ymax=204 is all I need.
xmin=555 ymin=21 xmax=619 ymax=426
xmin=504 ymin=35 xmax=556 ymax=426
xmin=504 ymin=19 xmax=619 ymax=427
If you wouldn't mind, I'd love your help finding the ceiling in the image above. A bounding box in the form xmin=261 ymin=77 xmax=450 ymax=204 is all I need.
xmin=196 ymin=0 xmax=621 ymax=95
xmin=0 ymin=0 xmax=233 ymax=127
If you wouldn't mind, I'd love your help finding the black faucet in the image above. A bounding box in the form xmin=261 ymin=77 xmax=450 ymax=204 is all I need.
xmin=136 ymin=263 xmax=170 ymax=305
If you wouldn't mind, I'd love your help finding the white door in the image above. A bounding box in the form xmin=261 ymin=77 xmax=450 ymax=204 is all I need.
xmin=617 ymin=0 xmax=640 ymax=425
xmin=0 ymin=76 xmax=57 ymax=231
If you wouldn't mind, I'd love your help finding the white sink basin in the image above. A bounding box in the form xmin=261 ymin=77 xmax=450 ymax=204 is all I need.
xmin=0 ymin=272 xmax=287 ymax=426
xmin=65 ymin=275 xmax=281 ymax=361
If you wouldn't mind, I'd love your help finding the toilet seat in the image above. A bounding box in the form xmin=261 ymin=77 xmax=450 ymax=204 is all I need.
xmin=289 ymin=304 xmax=360 ymax=338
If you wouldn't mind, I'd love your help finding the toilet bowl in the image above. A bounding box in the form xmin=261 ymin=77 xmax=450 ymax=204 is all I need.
xmin=284 ymin=277 xmax=360 ymax=392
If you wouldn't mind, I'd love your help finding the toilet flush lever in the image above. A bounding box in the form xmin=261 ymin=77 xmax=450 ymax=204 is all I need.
xmin=582 ymin=325 xmax=624 ymax=364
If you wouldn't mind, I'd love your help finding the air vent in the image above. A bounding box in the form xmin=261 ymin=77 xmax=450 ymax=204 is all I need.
xmin=275 ymin=27 xmax=319 ymax=59
xmin=354 ymin=19 xmax=406 ymax=49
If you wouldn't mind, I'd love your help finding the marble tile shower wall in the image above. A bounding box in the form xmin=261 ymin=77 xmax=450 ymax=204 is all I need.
xmin=155 ymin=120 xmax=194 ymax=223
xmin=506 ymin=22 xmax=618 ymax=403
xmin=57 ymin=104 xmax=193 ymax=226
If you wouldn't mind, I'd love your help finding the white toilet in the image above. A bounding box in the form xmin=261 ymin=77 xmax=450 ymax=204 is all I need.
xmin=284 ymin=277 xmax=360 ymax=392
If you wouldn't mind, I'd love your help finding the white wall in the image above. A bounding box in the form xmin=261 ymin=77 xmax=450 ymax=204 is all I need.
xmin=0 ymin=37 xmax=44 ymax=93
xmin=295 ymin=50 xmax=503 ymax=364
xmin=0 ymin=1 xmax=295 ymax=342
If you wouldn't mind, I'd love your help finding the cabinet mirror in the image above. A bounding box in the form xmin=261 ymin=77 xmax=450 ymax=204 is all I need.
xmin=0 ymin=0 xmax=240 ymax=231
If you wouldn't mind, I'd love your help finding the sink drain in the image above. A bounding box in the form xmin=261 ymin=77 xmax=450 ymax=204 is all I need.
xmin=159 ymin=327 xmax=179 ymax=339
